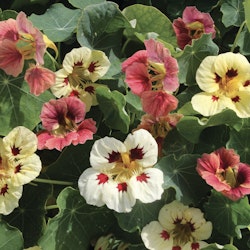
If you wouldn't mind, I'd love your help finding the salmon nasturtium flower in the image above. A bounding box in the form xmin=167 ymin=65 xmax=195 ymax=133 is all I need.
xmin=141 ymin=200 xmax=212 ymax=250
xmin=0 ymin=11 xmax=46 ymax=77
xmin=173 ymin=6 xmax=216 ymax=50
xmin=122 ymin=39 xmax=179 ymax=118
xmin=196 ymin=147 xmax=250 ymax=201
xmin=78 ymin=129 xmax=164 ymax=213
xmin=50 ymin=47 xmax=110 ymax=110
xmin=37 ymin=96 xmax=97 ymax=151
xmin=24 ymin=63 xmax=56 ymax=96
xmin=0 ymin=126 xmax=42 ymax=215
xmin=191 ymin=52 xmax=250 ymax=118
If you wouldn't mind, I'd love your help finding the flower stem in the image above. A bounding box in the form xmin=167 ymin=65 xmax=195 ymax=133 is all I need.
xmin=231 ymin=20 xmax=246 ymax=52
xmin=46 ymin=205 xmax=59 ymax=210
xmin=33 ymin=178 xmax=74 ymax=186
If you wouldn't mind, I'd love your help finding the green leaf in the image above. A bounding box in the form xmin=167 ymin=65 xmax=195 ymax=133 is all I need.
xmin=244 ymin=0 xmax=250 ymax=31
xmin=29 ymin=3 xmax=81 ymax=42
xmin=221 ymin=0 xmax=245 ymax=27
xmin=125 ymin=91 xmax=144 ymax=117
xmin=0 ymin=9 xmax=17 ymax=20
xmin=202 ymin=243 xmax=238 ymax=250
xmin=115 ymin=188 xmax=176 ymax=233
xmin=96 ymin=87 xmax=130 ymax=134
xmin=77 ymin=2 xmax=130 ymax=53
xmin=38 ymin=187 xmax=116 ymax=250
xmin=122 ymin=4 xmax=177 ymax=47
xmin=176 ymin=109 xmax=242 ymax=143
xmin=4 ymin=183 xmax=52 ymax=248
xmin=204 ymin=190 xmax=250 ymax=238
xmin=0 ymin=221 xmax=23 ymax=250
xmin=68 ymin=0 xmax=105 ymax=9
xmin=0 ymin=70 xmax=54 ymax=136
xmin=177 ymin=33 xmax=219 ymax=84
xmin=155 ymin=154 xmax=210 ymax=204
xmin=236 ymin=25 xmax=250 ymax=55
xmin=226 ymin=128 xmax=250 ymax=163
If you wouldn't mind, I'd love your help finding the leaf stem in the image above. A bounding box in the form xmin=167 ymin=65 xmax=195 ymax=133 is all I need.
xmin=33 ymin=178 xmax=74 ymax=186
xmin=46 ymin=205 xmax=59 ymax=210
xmin=231 ymin=20 xmax=246 ymax=52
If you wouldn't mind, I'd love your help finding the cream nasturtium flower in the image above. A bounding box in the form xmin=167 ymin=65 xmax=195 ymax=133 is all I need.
xmin=191 ymin=52 xmax=250 ymax=118
xmin=0 ymin=126 xmax=42 ymax=215
xmin=50 ymin=47 xmax=110 ymax=110
xmin=141 ymin=200 xmax=212 ymax=250
xmin=78 ymin=129 xmax=164 ymax=213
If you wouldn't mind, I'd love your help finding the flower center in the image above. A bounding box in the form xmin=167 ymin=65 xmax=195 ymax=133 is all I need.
xmin=107 ymin=147 xmax=144 ymax=182
xmin=172 ymin=220 xmax=195 ymax=245
xmin=218 ymin=166 xmax=244 ymax=188
xmin=52 ymin=114 xmax=77 ymax=136
xmin=186 ymin=21 xmax=205 ymax=39
xmin=214 ymin=68 xmax=240 ymax=97
xmin=148 ymin=61 xmax=166 ymax=90
xmin=68 ymin=63 xmax=88 ymax=87
xmin=16 ymin=32 xmax=36 ymax=59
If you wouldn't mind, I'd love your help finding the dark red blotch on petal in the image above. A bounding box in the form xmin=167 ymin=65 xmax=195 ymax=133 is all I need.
xmin=12 ymin=146 xmax=20 ymax=156
xmin=96 ymin=173 xmax=109 ymax=185
xmin=160 ymin=230 xmax=170 ymax=241
xmin=130 ymin=146 xmax=144 ymax=160
xmin=117 ymin=182 xmax=127 ymax=192
xmin=136 ymin=173 xmax=149 ymax=183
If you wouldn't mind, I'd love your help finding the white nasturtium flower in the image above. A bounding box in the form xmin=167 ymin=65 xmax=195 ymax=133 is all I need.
xmin=78 ymin=129 xmax=164 ymax=213
xmin=191 ymin=52 xmax=250 ymax=118
xmin=141 ymin=200 xmax=212 ymax=250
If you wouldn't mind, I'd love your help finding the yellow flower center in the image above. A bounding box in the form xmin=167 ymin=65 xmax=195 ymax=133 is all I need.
xmin=186 ymin=21 xmax=205 ymax=39
xmin=16 ymin=32 xmax=36 ymax=59
xmin=68 ymin=64 xmax=88 ymax=87
xmin=217 ymin=166 xmax=238 ymax=188
xmin=148 ymin=61 xmax=166 ymax=90
xmin=52 ymin=115 xmax=77 ymax=137
xmin=108 ymin=152 xmax=143 ymax=182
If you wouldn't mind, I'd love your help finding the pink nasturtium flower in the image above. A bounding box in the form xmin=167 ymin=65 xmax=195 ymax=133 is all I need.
xmin=191 ymin=52 xmax=250 ymax=118
xmin=122 ymin=39 xmax=179 ymax=118
xmin=141 ymin=200 xmax=212 ymax=250
xmin=196 ymin=147 xmax=250 ymax=201
xmin=78 ymin=129 xmax=164 ymax=213
xmin=37 ymin=96 xmax=97 ymax=151
xmin=0 ymin=11 xmax=46 ymax=77
xmin=173 ymin=6 xmax=216 ymax=50
xmin=24 ymin=63 xmax=56 ymax=96
xmin=0 ymin=126 xmax=42 ymax=215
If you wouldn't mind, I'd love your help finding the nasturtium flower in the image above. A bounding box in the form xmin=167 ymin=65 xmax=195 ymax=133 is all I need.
xmin=122 ymin=39 xmax=179 ymax=118
xmin=141 ymin=200 xmax=212 ymax=250
xmin=173 ymin=6 xmax=216 ymax=49
xmin=0 ymin=11 xmax=46 ymax=77
xmin=24 ymin=63 xmax=56 ymax=96
xmin=196 ymin=147 xmax=250 ymax=201
xmin=78 ymin=129 xmax=164 ymax=213
xmin=37 ymin=96 xmax=97 ymax=151
xmin=191 ymin=52 xmax=250 ymax=118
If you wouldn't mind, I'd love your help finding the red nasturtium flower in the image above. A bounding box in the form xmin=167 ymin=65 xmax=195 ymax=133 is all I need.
xmin=122 ymin=39 xmax=179 ymax=118
xmin=196 ymin=147 xmax=250 ymax=201
xmin=173 ymin=6 xmax=216 ymax=50
xmin=0 ymin=11 xmax=46 ymax=77
xmin=37 ymin=96 xmax=97 ymax=151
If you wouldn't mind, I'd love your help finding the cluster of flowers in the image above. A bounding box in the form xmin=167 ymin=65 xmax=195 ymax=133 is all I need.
xmin=0 ymin=126 xmax=41 ymax=215
xmin=0 ymin=5 xmax=250 ymax=250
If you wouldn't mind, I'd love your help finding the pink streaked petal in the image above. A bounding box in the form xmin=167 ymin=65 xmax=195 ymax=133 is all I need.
xmin=78 ymin=168 xmax=107 ymax=207
xmin=121 ymin=50 xmax=148 ymax=72
xmin=141 ymin=221 xmax=174 ymax=249
xmin=124 ymin=129 xmax=158 ymax=167
xmin=124 ymin=62 xmax=151 ymax=96
xmin=102 ymin=179 xmax=136 ymax=213
xmin=0 ymin=40 xmax=24 ymax=77
xmin=24 ymin=64 xmax=56 ymax=96
xmin=141 ymin=90 xmax=178 ymax=118
xmin=130 ymin=168 xmax=164 ymax=203
xmin=90 ymin=137 xmax=126 ymax=171
xmin=173 ymin=18 xmax=191 ymax=49
xmin=0 ymin=18 xmax=18 ymax=41
xmin=16 ymin=11 xmax=46 ymax=64
xmin=72 ymin=118 xmax=97 ymax=145
xmin=214 ymin=147 xmax=240 ymax=169
xmin=144 ymin=39 xmax=171 ymax=63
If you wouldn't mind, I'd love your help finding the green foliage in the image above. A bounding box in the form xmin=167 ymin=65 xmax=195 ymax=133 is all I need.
xmin=204 ymin=190 xmax=250 ymax=238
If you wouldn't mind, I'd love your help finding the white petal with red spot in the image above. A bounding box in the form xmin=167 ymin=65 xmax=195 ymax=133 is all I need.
xmin=182 ymin=241 xmax=208 ymax=250
xmin=90 ymin=137 xmax=126 ymax=171
xmin=102 ymin=180 xmax=136 ymax=213
xmin=78 ymin=168 xmax=108 ymax=207
xmin=141 ymin=221 xmax=173 ymax=250
xmin=124 ymin=129 xmax=158 ymax=167
xmin=229 ymin=91 xmax=250 ymax=118
xmin=130 ymin=168 xmax=164 ymax=203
